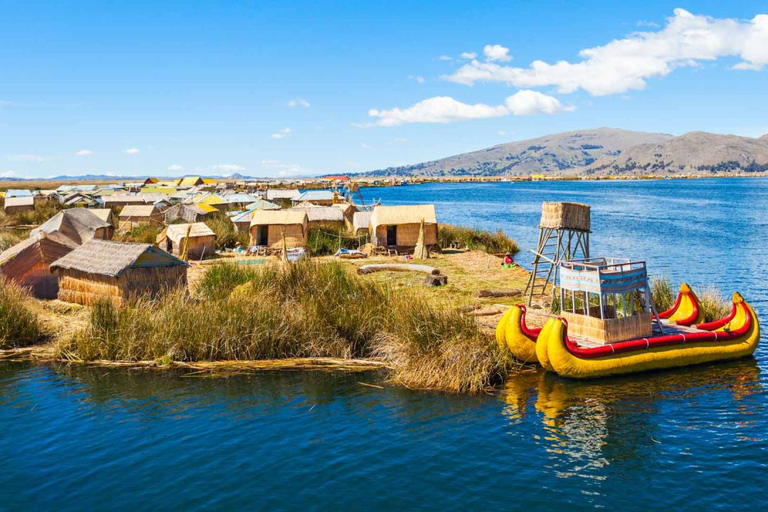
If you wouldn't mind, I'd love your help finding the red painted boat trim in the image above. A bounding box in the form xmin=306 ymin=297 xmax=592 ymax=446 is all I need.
xmin=658 ymin=292 xmax=683 ymax=319
xmin=695 ymin=303 xmax=738 ymax=331
xmin=517 ymin=305 xmax=542 ymax=342
xmin=561 ymin=303 xmax=751 ymax=359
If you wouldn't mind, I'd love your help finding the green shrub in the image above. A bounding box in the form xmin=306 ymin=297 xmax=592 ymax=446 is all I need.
xmin=0 ymin=278 xmax=41 ymax=348
xmin=204 ymin=212 xmax=249 ymax=250
xmin=438 ymin=224 xmax=519 ymax=255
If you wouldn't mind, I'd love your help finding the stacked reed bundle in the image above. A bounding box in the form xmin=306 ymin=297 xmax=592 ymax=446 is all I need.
xmin=560 ymin=310 xmax=652 ymax=344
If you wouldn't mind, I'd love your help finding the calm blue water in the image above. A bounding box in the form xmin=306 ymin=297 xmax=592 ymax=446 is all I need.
xmin=2 ymin=178 xmax=767 ymax=510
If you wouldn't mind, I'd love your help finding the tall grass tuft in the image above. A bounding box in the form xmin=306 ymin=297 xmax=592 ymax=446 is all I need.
xmin=114 ymin=224 xmax=163 ymax=244
xmin=0 ymin=278 xmax=41 ymax=348
xmin=307 ymin=227 xmax=366 ymax=256
xmin=652 ymin=276 xmax=731 ymax=322
xmin=438 ymin=224 xmax=519 ymax=255
xmin=62 ymin=260 xmax=511 ymax=392
xmin=204 ymin=212 xmax=250 ymax=250
xmin=651 ymin=276 xmax=675 ymax=313
xmin=14 ymin=201 xmax=64 ymax=226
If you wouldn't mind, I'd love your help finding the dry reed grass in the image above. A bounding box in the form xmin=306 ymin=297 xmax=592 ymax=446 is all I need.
xmin=60 ymin=260 xmax=514 ymax=392
xmin=0 ymin=277 xmax=41 ymax=348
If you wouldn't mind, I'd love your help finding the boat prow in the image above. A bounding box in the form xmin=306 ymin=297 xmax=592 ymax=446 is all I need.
xmin=658 ymin=282 xmax=704 ymax=326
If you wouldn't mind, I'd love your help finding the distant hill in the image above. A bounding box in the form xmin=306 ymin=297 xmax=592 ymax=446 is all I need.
xmin=364 ymin=128 xmax=673 ymax=177
xmin=363 ymin=128 xmax=768 ymax=177
xmin=585 ymin=131 xmax=768 ymax=175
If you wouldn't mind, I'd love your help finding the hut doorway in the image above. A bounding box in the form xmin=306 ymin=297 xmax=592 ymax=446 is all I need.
xmin=386 ymin=225 xmax=397 ymax=246
xmin=256 ymin=226 xmax=269 ymax=246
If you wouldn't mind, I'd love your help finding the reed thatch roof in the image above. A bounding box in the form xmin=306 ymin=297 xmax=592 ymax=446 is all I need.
xmin=51 ymin=239 xmax=187 ymax=277
xmin=265 ymin=189 xmax=300 ymax=201
xmin=31 ymin=208 xmax=111 ymax=245
xmin=0 ymin=232 xmax=79 ymax=274
xmin=4 ymin=197 xmax=35 ymax=208
xmin=119 ymin=205 xmax=159 ymax=218
xmin=370 ymin=205 xmax=437 ymax=228
xmin=166 ymin=223 xmax=216 ymax=243
xmin=353 ymin=211 xmax=372 ymax=232
xmin=291 ymin=206 xmax=344 ymax=222
xmin=89 ymin=209 xmax=114 ymax=223
xmin=250 ymin=210 xmax=308 ymax=228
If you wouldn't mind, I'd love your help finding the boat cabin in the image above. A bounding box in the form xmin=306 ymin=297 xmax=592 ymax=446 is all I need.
xmin=558 ymin=257 xmax=662 ymax=345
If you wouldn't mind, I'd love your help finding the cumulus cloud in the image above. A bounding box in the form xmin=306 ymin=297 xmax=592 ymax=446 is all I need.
xmin=460 ymin=52 xmax=478 ymax=59
xmin=408 ymin=75 xmax=426 ymax=83
xmin=446 ymin=10 xmax=768 ymax=96
xmin=75 ymin=149 xmax=92 ymax=156
xmin=261 ymin=159 xmax=305 ymax=176
xmin=287 ymin=98 xmax=310 ymax=108
xmin=366 ymin=90 xmax=572 ymax=127
xmin=212 ymin=164 xmax=245 ymax=172
xmin=483 ymin=44 xmax=512 ymax=62
xmin=123 ymin=148 xmax=140 ymax=154
xmin=271 ymin=127 xmax=292 ymax=139
xmin=438 ymin=55 xmax=453 ymax=61
xmin=167 ymin=164 xmax=183 ymax=171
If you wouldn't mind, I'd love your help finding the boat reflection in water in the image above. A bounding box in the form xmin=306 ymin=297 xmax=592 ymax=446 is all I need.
xmin=501 ymin=359 xmax=763 ymax=479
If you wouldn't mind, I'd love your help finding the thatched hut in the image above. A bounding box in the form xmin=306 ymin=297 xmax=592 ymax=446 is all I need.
xmin=369 ymin=205 xmax=438 ymax=250
xmin=50 ymin=240 xmax=188 ymax=306
xmin=118 ymin=205 xmax=162 ymax=230
xmin=4 ymin=196 xmax=36 ymax=215
xmin=292 ymin=190 xmax=336 ymax=206
xmin=0 ymin=232 xmax=79 ymax=299
xmin=89 ymin=208 xmax=115 ymax=227
xmin=264 ymin=189 xmax=300 ymax=207
xmin=291 ymin=206 xmax=345 ymax=231
xmin=163 ymin=203 xmax=212 ymax=224
xmin=32 ymin=208 xmax=113 ymax=244
xmin=353 ymin=211 xmax=372 ymax=236
xmin=249 ymin=210 xmax=308 ymax=249
xmin=158 ymin=223 xmax=217 ymax=260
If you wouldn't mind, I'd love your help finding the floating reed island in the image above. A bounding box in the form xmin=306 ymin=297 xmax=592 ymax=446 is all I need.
xmin=0 ymin=186 xmax=746 ymax=391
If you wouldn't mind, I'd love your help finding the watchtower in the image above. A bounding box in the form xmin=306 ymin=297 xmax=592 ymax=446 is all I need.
xmin=525 ymin=202 xmax=591 ymax=306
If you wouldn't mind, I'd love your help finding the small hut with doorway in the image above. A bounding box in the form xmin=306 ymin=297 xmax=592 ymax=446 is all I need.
xmin=118 ymin=204 xmax=162 ymax=230
xmin=50 ymin=239 xmax=188 ymax=306
xmin=158 ymin=222 xmax=217 ymax=260
xmin=249 ymin=210 xmax=308 ymax=250
xmin=369 ymin=205 xmax=438 ymax=251
xmin=0 ymin=232 xmax=79 ymax=299
xmin=4 ymin=197 xmax=36 ymax=215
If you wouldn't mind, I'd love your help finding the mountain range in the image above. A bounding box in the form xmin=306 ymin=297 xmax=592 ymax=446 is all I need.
xmin=363 ymin=128 xmax=768 ymax=177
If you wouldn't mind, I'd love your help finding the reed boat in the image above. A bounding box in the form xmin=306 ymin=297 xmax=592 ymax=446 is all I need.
xmin=496 ymin=280 xmax=760 ymax=379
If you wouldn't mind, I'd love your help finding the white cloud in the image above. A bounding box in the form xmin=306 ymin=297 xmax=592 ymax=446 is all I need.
xmin=271 ymin=127 xmax=292 ymax=139
xmin=0 ymin=170 xmax=17 ymax=177
xmin=483 ymin=44 xmax=512 ymax=62
xmin=361 ymin=143 xmax=371 ymax=149
xmin=460 ymin=52 xmax=478 ymax=59
xmin=438 ymin=55 xmax=453 ymax=61
xmin=392 ymin=138 xmax=408 ymax=144
xmin=212 ymin=164 xmax=245 ymax=173
xmin=6 ymin=154 xmax=45 ymax=163
xmin=123 ymin=148 xmax=140 ymax=154
xmin=366 ymin=90 xmax=572 ymax=127
xmin=287 ymin=98 xmax=310 ymax=108
xmin=167 ymin=164 xmax=183 ymax=171
xmin=446 ymin=10 xmax=768 ymax=96
xmin=498 ymin=130 xmax=508 ymax=136
xmin=75 ymin=149 xmax=92 ymax=156
xmin=408 ymin=75 xmax=426 ymax=83
xmin=261 ymin=159 xmax=305 ymax=176
xmin=637 ymin=20 xmax=660 ymax=28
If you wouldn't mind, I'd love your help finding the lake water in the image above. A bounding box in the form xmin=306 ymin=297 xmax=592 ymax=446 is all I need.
xmin=2 ymin=178 xmax=767 ymax=510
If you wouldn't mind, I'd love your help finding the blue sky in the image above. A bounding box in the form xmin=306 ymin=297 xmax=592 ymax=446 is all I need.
xmin=1 ymin=1 xmax=767 ymax=178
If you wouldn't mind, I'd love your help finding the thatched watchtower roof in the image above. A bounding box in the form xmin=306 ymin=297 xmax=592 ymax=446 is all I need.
xmin=51 ymin=239 xmax=187 ymax=278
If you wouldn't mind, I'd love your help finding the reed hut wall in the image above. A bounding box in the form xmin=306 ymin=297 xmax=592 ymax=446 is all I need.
xmin=374 ymin=223 xmax=437 ymax=248
xmin=166 ymin=235 xmax=216 ymax=260
xmin=249 ymin=223 xmax=306 ymax=249
xmin=57 ymin=265 xmax=188 ymax=306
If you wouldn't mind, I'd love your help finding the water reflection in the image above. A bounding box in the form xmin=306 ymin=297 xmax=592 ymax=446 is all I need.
xmin=501 ymin=360 xmax=763 ymax=480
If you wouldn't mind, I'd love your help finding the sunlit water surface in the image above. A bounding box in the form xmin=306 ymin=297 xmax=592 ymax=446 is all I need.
xmin=2 ymin=179 xmax=767 ymax=510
